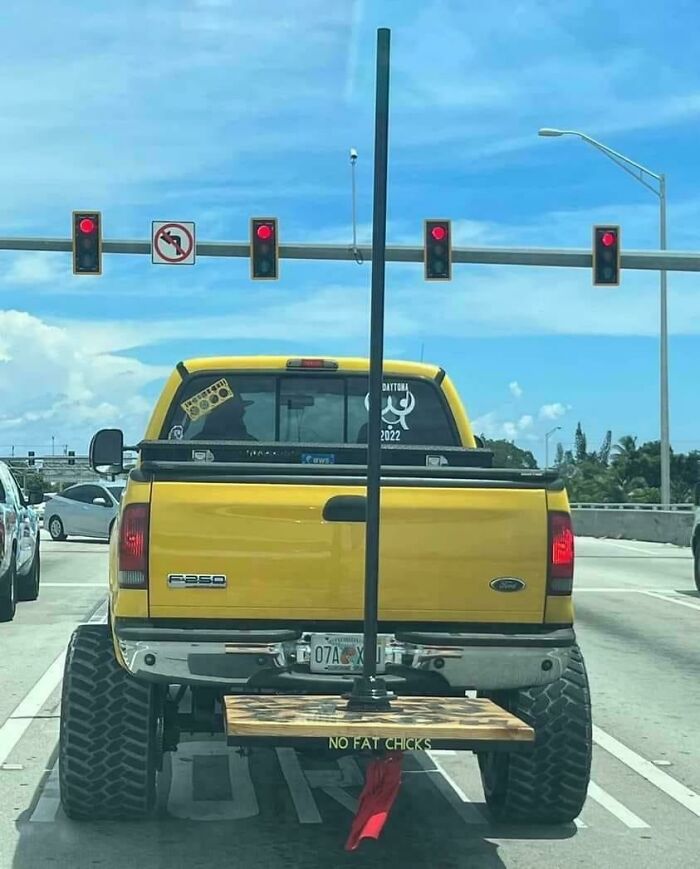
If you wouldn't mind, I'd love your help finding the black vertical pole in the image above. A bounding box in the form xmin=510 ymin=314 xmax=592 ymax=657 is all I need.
xmin=346 ymin=28 xmax=393 ymax=712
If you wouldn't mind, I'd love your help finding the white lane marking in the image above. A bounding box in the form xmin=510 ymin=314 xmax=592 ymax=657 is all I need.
xmin=587 ymin=780 xmax=649 ymax=828
xmin=304 ymin=757 xmax=364 ymax=791
xmin=337 ymin=756 xmax=364 ymax=786
xmin=42 ymin=582 xmax=106 ymax=588
xmin=574 ymin=817 xmax=587 ymax=828
xmin=593 ymin=725 xmax=700 ymax=818
xmin=276 ymin=748 xmax=322 ymax=824
xmin=575 ymin=588 xmax=664 ymax=593
xmin=0 ymin=601 xmax=107 ymax=767
xmin=167 ymin=741 xmax=258 ymax=820
xmin=304 ymin=769 xmax=344 ymax=788
xmin=591 ymin=539 xmax=675 ymax=556
xmin=322 ymin=786 xmax=359 ymax=814
xmin=30 ymin=764 xmax=61 ymax=823
xmin=418 ymin=752 xmax=487 ymax=824
xmin=642 ymin=591 xmax=700 ymax=611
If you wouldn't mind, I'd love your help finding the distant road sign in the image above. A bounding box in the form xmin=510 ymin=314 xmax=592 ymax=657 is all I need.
xmin=152 ymin=221 xmax=196 ymax=265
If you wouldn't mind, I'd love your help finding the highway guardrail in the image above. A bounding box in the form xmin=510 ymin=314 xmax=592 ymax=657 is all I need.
xmin=571 ymin=504 xmax=694 ymax=546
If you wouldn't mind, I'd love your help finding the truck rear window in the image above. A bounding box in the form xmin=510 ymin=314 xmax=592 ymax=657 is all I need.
xmin=162 ymin=374 xmax=459 ymax=447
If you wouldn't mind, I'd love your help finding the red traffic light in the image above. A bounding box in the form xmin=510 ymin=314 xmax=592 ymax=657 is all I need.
xmin=79 ymin=217 xmax=96 ymax=234
xmin=601 ymin=231 xmax=616 ymax=247
xmin=256 ymin=224 xmax=273 ymax=240
xmin=431 ymin=225 xmax=447 ymax=241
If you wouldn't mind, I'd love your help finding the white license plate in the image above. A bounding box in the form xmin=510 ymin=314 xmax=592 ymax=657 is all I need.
xmin=309 ymin=634 xmax=386 ymax=674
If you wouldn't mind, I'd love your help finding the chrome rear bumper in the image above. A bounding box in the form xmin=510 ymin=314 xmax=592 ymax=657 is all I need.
xmin=116 ymin=625 xmax=575 ymax=692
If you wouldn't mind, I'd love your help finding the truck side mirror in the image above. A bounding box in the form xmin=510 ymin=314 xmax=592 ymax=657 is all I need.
xmin=694 ymin=482 xmax=700 ymax=507
xmin=89 ymin=429 xmax=125 ymax=475
xmin=474 ymin=436 xmax=485 ymax=449
xmin=28 ymin=491 xmax=44 ymax=505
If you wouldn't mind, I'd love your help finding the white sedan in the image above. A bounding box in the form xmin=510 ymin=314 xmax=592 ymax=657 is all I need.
xmin=44 ymin=482 xmax=124 ymax=541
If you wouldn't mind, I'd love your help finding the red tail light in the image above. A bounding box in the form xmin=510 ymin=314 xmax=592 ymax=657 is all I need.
xmin=118 ymin=503 xmax=149 ymax=589
xmin=548 ymin=511 xmax=574 ymax=595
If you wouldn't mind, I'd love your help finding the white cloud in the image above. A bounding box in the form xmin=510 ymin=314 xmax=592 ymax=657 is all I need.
xmin=3 ymin=253 xmax=65 ymax=286
xmin=539 ymin=403 xmax=568 ymax=421
xmin=509 ymin=381 xmax=523 ymax=398
xmin=472 ymin=411 xmax=537 ymax=442
xmin=0 ymin=310 xmax=169 ymax=452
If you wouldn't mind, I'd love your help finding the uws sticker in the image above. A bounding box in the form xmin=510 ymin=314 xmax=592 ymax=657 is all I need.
xmin=167 ymin=574 xmax=227 ymax=589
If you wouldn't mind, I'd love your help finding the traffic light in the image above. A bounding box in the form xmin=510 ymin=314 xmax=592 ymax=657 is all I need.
xmin=250 ymin=218 xmax=279 ymax=280
xmin=68 ymin=450 xmax=75 ymax=466
xmin=424 ymin=219 xmax=452 ymax=281
xmin=72 ymin=211 xmax=102 ymax=275
xmin=28 ymin=451 xmax=35 ymax=467
xmin=593 ymin=225 xmax=620 ymax=286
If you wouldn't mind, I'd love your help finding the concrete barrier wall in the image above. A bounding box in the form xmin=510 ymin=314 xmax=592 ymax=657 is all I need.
xmin=571 ymin=509 xmax=694 ymax=547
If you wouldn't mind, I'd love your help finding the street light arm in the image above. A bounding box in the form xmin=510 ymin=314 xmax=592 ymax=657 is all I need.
xmin=560 ymin=131 xmax=662 ymax=182
xmin=586 ymin=140 xmax=661 ymax=197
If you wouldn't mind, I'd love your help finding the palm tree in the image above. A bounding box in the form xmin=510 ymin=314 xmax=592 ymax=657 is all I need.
xmin=612 ymin=435 xmax=638 ymax=460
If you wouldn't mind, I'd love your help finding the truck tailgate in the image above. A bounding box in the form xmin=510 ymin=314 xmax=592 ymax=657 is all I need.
xmin=148 ymin=481 xmax=548 ymax=622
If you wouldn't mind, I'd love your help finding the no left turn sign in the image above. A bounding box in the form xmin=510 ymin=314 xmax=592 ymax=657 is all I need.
xmin=152 ymin=221 xmax=196 ymax=265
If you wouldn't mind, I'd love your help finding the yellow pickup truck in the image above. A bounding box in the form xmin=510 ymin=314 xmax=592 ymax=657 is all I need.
xmin=59 ymin=355 xmax=591 ymax=824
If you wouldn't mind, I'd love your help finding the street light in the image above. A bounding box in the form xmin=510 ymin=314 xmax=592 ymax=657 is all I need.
xmin=538 ymin=127 xmax=670 ymax=507
xmin=545 ymin=426 xmax=562 ymax=469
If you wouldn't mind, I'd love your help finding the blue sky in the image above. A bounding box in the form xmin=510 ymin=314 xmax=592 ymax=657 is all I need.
xmin=1 ymin=0 xmax=700 ymax=463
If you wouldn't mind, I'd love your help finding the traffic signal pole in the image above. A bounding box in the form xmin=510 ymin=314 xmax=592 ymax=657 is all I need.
xmin=1 ymin=235 xmax=700 ymax=272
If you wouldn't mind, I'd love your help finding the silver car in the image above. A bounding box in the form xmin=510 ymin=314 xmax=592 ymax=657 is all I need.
xmin=44 ymin=482 xmax=124 ymax=541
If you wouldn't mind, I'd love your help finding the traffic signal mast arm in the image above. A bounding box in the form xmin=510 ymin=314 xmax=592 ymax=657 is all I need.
xmin=1 ymin=235 xmax=699 ymax=272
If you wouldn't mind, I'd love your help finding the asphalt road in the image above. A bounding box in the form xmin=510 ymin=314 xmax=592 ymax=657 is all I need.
xmin=1 ymin=533 xmax=698 ymax=868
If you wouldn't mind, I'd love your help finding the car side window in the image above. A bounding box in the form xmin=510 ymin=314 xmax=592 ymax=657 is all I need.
xmin=61 ymin=486 xmax=87 ymax=502
xmin=7 ymin=472 xmax=24 ymax=506
xmin=0 ymin=467 xmax=16 ymax=506
xmin=84 ymin=486 xmax=108 ymax=504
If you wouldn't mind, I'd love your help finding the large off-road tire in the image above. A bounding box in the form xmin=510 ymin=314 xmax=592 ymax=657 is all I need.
xmin=476 ymin=644 xmax=592 ymax=824
xmin=17 ymin=542 xmax=40 ymax=602
xmin=59 ymin=623 xmax=163 ymax=820
xmin=0 ymin=558 xmax=17 ymax=622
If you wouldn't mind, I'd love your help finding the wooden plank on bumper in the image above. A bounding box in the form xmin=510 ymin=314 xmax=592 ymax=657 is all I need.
xmin=224 ymin=695 xmax=534 ymax=752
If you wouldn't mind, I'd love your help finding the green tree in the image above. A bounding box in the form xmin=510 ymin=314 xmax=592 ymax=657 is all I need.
xmin=574 ymin=423 xmax=587 ymax=462
xmin=598 ymin=430 xmax=612 ymax=466
xmin=554 ymin=443 xmax=565 ymax=467
xmin=482 ymin=437 xmax=538 ymax=469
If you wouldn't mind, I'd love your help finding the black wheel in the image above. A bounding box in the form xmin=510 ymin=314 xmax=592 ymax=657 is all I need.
xmin=694 ymin=545 xmax=700 ymax=593
xmin=0 ymin=557 xmax=17 ymax=622
xmin=477 ymin=644 xmax=592 ymax=824
xmin=48 ymin=515 xmax=67 ymax=541
xmin=17 ymin=542 xmax=40 ymax=602
xmin=108 ymin=519 xmax=116 ymax=542
xmin=59 ymin=623 xmax=163 ymax=820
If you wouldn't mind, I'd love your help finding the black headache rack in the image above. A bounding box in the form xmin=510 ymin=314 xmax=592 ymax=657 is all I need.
xmin=133 ymin=440 xmax=563 ymax=488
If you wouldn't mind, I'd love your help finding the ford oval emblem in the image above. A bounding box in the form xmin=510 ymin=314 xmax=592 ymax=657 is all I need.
xmin=490 ymin=577 xmax=526 ymax=592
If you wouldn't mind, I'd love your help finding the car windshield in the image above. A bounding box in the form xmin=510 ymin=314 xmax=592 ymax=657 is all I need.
xmin=162 ymin=373 xmax=459 ymax=447
xmin=106 ymin=486 xmax=124 ymax=500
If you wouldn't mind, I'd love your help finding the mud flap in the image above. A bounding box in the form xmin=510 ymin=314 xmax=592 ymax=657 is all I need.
xmin=345 ymin=751 xmax=404 ymax=851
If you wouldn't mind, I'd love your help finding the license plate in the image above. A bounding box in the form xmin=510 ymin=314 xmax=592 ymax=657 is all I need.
xmin=309 ymin=634 xmax=386 ymax=674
